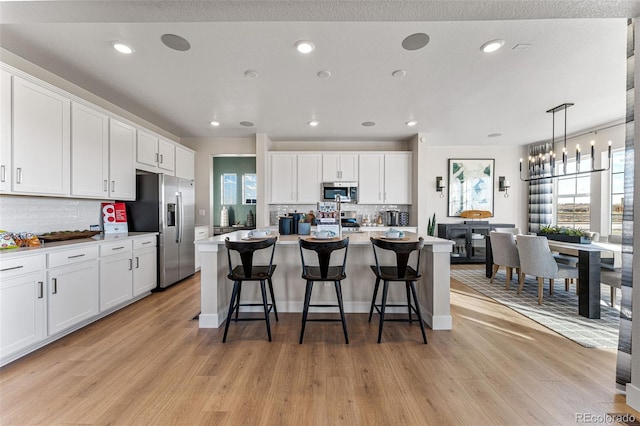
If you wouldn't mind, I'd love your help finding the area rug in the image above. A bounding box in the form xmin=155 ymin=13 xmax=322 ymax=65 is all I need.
xmin=450 ymin=268 xmax=621 ymax=348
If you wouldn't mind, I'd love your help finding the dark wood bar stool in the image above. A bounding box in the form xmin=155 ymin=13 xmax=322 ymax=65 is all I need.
xmin=298 ymin=237 xmax=350 ymax=344
xmin=369 ymin=237 xmax=427 ymax=344
xmin=222 ymin=236 xmax=278 ymax=343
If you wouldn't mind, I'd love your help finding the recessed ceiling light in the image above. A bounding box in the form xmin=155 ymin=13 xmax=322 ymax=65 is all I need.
xmin=210 ymin=121 xmax=220 ymax=127
xmin=362 ymin=121 xmax=376 ymax=127
xmin=392 ymin=69 xmax=406 ymax=78
xmin=402 ymin=33 xmax=430 ymax=51
xmin=406 ymin=120 xmax=418 ymax=127
xmin=295 ymin=40 xmax=315 ymax=54
xmin=112 ymin=41 xmax=134 ymax=54
xmin=161 ymin=34 xmax=191 ymax=52
xmin=488 ymin=133 xmax=502 ymax=137
xmin=240 ymin=121 xmax=254 ymax=127
xmin=480 ymin=39 xmax=505 ymax=53
xmin=317 ymin=70 xmax=331 ymax=79
xmin=244 ymin=70 xmax=258 ymax=78
xmin=308 ymin=121 xmax=319 ymax=127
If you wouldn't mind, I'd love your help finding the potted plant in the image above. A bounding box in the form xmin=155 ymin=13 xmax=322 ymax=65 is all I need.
xmin=538 ymin=225 xmax=592 ymax=244
xmin=427 ymin=213 xmax=436 ymax=236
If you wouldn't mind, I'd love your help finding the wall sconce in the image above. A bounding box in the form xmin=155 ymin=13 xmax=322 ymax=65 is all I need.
xmin=436 ymin=176 xmax=445 ymax=198
xmin=499 ymin=176 xmax=510 ymax=198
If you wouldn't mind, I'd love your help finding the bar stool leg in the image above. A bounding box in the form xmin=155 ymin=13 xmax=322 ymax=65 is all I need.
xmin=405 ymin=282 xmax=412 ymax=322
xmin=377 ymin=281 xmax=389 ymax=343
xmin=260 ymin=279 xmax=272 ymax=342
xmin=234 ymin=282 xmax=243 ymax=321
xmin=223 ymin=281 xmax=240 ymax=343
xmin=369 ymin=277 xmax=381 ymax=322
xmin=299 ymin=280 xmax=313 ymax=344
xmin=334 ymin=281 xmax=349 ymax=344
xmin=267 ymin=277 xmax=278 ymax=321
xmin=409 ymin=281 xmax=427 ymax=344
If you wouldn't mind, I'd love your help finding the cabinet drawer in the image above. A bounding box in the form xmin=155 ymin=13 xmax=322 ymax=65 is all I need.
xmin=195 ymin=227 xmax=209 ymax=240
xmin=99 ymin=240 xmax=133 ymax=257
xmin=133 ymin=236 xmax=156 ymax=250
xmin=0 ymin=255 xmax=45 ymax=279
xmin=48 ymin=246 xmax=98 ymax=269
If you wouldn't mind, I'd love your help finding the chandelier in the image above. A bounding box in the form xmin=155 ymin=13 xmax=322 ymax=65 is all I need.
xmin=519 ymin=103 xmax=611 ymax=182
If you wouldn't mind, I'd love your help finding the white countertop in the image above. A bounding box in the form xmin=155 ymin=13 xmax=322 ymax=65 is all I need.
xmin=197 ymin=230 xmax=452 ymax=247
xmin=0 ymin=232 xmax=158 ymax=259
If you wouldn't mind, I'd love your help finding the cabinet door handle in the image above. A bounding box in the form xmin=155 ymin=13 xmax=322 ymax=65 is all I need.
xmin=129 ymin=258 xmax=133 ymax=271
xmin=112 ymin=246 xmax=125 ymax=251
xmin=160 ymin=154 xmax=163 ymax=164
xmin=103 ymin=179 xmax=108 ymax=192
xmin=52 ymin=278 xmax=58 ymax=294
xmin=141 ymin=241 xmax=152 ymax=245
xmin=1 ymin=165 xmax=5 ymax=182
xmin=155 ymin=153 xmax=159 ymax=162
xmin=111 ymin=180 xmax=115 ymax=192
xmin=0 ymin=265 xmax=23 ymax=272
xmin=67 ymin=254 xmax=85 ymax=259
xmin=16 ymin=167 xmax=22 ymax=184
xmin=136 ymin=256 xmax=140 ymax=268
xmin=38 ymin=281 xmax=44 ymax=299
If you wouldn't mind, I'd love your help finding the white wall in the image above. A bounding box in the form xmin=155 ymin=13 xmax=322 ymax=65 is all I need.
xmin=419 ymin=143 xmax=528 ymax=233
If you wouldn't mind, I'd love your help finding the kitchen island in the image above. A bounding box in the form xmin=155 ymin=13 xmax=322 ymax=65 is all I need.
xmin=196 ymin=230 xmax=454 ymax=330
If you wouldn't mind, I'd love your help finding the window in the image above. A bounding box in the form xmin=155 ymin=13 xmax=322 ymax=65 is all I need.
xmin=242 ymin=173 xmax=257 ymax=205
xmin=221 ymin=173 xmax=237 ymax=205
xmin=556 ymin=158 xmax=591 ymax=229
xmin=610 ymin=150 xmax=625 ymax=235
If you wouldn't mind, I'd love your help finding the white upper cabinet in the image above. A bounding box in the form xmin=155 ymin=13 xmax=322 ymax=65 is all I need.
xmin=358 ymin=153 xmax=385 ymax=203
xmin=296 ymin=154 xmax=322 ymax=204
xmin=158 ymin=139 xmax=175 ymax=172
xmin=136 ymin=130 xmax=158 ymax=168
xmin=136 ymin=130 xmax=175 ymax=174
xmin=175 ymin=144 xmax=195 ymax=180
xmin=108 ymin=119 xmax=136 ymax=200
xmin=270 ymin=153 xmax=297 ymax=204
xmin=71 ymin=102 xmax=109 ymax=198
xmin=383 ymin=153 xmax=412 ymax=204
xmin=322 ymin=153 xmax=358 ymax=182
xmin=270 ymin=153 xmax=322 ymax=204
xmin=12 ymin=76 xmax=70 ymax=196
xmin=358 ymin=152 xmax=412 ymax=204
xmin=0 ymin=70 xmax=11 ymax=193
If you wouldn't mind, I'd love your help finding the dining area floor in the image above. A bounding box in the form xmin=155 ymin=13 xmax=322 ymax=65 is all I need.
xmin=0 ymin=267 xmax=637 ymax=425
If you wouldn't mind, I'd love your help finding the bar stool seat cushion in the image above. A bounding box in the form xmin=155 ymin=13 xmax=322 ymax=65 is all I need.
xmin=369 ymin=265 xmax=419 ymax=281
xmin=229 ymin=265 xmax=277 ymax=280
xmin=303 ymin=265 xmax=345 ymax=281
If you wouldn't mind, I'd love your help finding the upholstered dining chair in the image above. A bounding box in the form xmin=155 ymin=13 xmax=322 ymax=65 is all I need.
xmin=489 ymin=231 xmax=520 ymax=290
xmin=516 ymin=235 xmax=579 ymax=305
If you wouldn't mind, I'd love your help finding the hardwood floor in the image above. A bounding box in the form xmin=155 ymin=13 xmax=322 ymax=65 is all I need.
xmin=1 ymin=266 xmax=637 ymax=425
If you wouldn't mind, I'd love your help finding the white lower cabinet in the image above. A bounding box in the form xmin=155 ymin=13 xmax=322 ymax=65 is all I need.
xmin=194 ymin=226 xmax=210 ymax=271
xmin=133 ymin=236 xmax=157 ymax=296
xmin=0 ymin=255 xmax=46 ymax=360
xmin=47 ymin=257 xmax=99 ymax=335
xmin=0 ymin=234 xmax=157 ymax=366
xmin=99 ymin=241 xmax=133 ymax=311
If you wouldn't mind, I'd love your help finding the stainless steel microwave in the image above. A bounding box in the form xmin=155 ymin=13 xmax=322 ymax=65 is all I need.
xmin=321 ymin=182 xmax=358 ymax=203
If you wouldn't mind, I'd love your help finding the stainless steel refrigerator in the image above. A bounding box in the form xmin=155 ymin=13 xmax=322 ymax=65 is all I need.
xmin=125 ymin=174 xmax=195 ymax=289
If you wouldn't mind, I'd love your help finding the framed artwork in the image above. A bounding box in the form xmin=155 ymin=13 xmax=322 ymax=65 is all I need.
xmin=448 ymin=158 xmax=495 ymax=217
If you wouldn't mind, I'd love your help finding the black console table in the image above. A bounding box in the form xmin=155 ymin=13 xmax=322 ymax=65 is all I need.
xmin=438 ymin=222 xmax=515 ymax=264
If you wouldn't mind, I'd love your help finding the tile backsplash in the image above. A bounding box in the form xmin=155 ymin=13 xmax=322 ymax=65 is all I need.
xmin=269 ymin=204 xmax=410 ymax=226
xmin=0 ymin=196 xmax=106 ymax=233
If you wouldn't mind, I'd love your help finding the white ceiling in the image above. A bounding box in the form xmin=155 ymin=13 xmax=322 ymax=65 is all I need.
xmin=0 ymin=1 xmax=635 ymax=145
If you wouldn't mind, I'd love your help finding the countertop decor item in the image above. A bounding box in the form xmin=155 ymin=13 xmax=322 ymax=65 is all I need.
xmin=220 ymin=206 xmax=229 ymax=227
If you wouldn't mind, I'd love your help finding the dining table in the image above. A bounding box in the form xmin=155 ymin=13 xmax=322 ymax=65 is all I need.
xmin=485 ymin=235 xmax=621 ymax=319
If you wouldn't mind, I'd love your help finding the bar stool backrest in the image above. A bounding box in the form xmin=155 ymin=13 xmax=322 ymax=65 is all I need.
xmin=299 ymin=237 xmax=350 ymax=280
xmin=370 ymin=237 xmax=425 ymax=279
xmin=225 ymin=237 xmax=278 ymax=279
